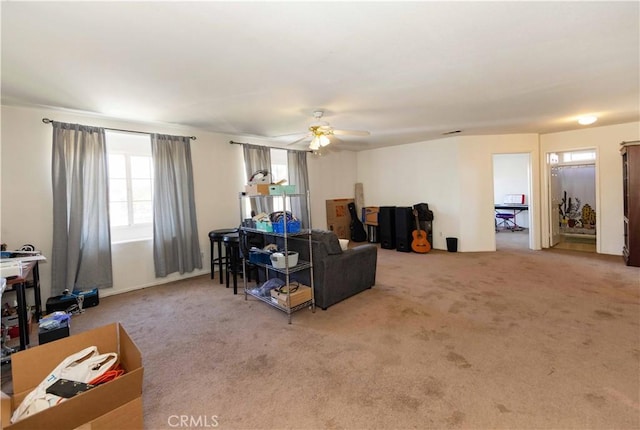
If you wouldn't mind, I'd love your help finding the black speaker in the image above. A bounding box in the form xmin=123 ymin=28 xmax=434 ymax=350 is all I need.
xmin=395 ymin=206 xmax=414 ymax=252
xmin=413 ymin=203 xmax=434 ymax=246
xmin=379 ymin=206 xmax=396 ymax=249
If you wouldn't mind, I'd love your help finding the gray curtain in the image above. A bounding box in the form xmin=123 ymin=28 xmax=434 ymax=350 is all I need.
xmin=151 ymin=134 xmax=202 ymax=277
xmin=243 ymin=144 xmax=273 ymax=215
xmin=51 ymin=121 xmax=112 ymax=294
xmin=287 ymin=150 xmax=310 ymax=229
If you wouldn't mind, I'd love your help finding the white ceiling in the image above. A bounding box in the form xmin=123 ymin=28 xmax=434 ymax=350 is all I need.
xmin=2 ymin=1 xmax=639 ymax=150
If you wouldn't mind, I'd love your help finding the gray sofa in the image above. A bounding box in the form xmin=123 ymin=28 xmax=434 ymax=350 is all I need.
xmin=278 ymin=230 xmax=377 ymax=310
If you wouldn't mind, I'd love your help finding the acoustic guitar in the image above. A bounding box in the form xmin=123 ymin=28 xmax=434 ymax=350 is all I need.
xmin=348 ymin=202 xmax=368 ymax=242
xmin=411 ymin=209 xmax=431 ymax=253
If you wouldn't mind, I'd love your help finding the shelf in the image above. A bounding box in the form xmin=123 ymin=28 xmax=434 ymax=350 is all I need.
xmin=239 ymin=190 xmax=315 ymax=323
xmin=250 ymin=260 xmax=312 ymax=274
xmin=240 ymin=226 xmax=311 ymax=238
xmin=242 ymin=192 xmax=307 ymax=198
xmin=245 ymin=288 xmax=313 ymax=314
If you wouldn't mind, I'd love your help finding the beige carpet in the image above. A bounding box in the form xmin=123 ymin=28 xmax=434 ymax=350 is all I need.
xmin=6 ymin=243 xmax=640 ymax=429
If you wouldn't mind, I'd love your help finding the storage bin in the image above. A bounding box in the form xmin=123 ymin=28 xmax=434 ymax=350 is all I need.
xmin=270 ymin=251 xmax=299 ymax=269
xmin=249 ymin=250 xmax=272 ymax=265
xmin=272 ymin=219 xmax=301 ymax=234
xmin=255 ymin=220 xmax=273 ymax=232
xmin=268 ymin=185 xmax=296 ymax=195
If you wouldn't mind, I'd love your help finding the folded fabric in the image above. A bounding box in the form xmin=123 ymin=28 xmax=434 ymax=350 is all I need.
xmin=11 ymin=346 xmax=118 ymax=423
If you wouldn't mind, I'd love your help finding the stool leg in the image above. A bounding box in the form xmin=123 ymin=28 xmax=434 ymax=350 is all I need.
xmin=217 ymin=240 xmax=224 ymax=285
xmin=232 ymin=247 xmax=238 ymax=295
xmin=225 ymin=244 xmax=230 ymax=289
xmin=210 ymin=238 xmax=215 ymax=280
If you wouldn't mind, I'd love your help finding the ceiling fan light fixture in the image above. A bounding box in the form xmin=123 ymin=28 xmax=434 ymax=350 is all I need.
xmin=309 ymin=136 xmax=321 ymax=150
xmin=319 ymin=135 xmax=331 ymax=147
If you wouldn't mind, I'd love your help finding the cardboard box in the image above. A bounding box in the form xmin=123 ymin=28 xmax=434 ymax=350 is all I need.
xmin=270 ymin=285 xmax=312 ymax=308
xmin=364 ymin=207 xmax=380 ymax=226
xmin=74 ymin=397 xmax=143 ymax=430
xmin=326 ymin=199 xmax=354 ymax=240
xmin=1 ymin=322 xmax=143 ymax=430
xmin=245 ymin=184 xmax=271 ymax=195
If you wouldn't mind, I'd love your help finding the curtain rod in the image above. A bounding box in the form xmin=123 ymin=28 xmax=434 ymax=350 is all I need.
xmin=42 ymin=118 xmax=196 ymax=140
xmin=229 ymin=140 xmax=312 ymax=153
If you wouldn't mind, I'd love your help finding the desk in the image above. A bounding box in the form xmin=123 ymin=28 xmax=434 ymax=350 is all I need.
xmin=495 ymin=204 xmax=529 ymax=230
xmin=4 ymin=260 xmax=43 ymax=351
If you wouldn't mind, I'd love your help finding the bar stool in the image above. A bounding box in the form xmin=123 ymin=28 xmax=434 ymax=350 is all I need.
xmin=224 ymin=232 xmax=261 ymax=295
xmin=223 ymin=233 xmax=242 ymax=294
xmin=209 ymin=228 xmax=238 ymax=284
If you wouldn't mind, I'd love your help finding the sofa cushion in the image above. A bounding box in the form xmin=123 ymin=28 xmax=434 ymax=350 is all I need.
xmin=311 ymin=229 xmax=343 ymax=255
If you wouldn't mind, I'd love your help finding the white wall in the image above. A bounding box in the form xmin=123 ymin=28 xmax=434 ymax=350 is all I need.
xmin=0 ymin=105 xmax=358 ymax=302
xmin=456 ymin=134 xmax=540 ymax=251
xmin=307 ymin=150 xmax=359 ymax=230
xmin=540 ymin=122 xmax=640 ymax=255
xmin=357 ymin=134 xmax=540 ymax=252
xmin=356 ymin=138 xmax=460 ymax=251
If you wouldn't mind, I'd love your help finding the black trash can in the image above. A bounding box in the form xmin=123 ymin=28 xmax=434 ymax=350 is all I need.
xmin=446 ymin=237 xmax=458 ymax=252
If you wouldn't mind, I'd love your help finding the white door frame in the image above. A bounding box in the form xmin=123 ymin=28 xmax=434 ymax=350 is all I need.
xmin=491 ymin=152 xmax=534 ymax=250
xmin=543 ymin=148 xmax=599 ymax=251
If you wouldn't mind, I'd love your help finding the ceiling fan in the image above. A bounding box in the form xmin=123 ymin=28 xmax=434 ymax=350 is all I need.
xmin=286 ymin=110 xmax=370 ymax=150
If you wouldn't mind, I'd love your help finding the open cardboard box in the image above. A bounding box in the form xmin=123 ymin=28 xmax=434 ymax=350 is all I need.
xmin=270 ymin=285 xmax=312 ymax=308
xmin=1 ymin=322 xmax=143 ymax=430
xmin=326 ymin=198 xmax=354 ymax=240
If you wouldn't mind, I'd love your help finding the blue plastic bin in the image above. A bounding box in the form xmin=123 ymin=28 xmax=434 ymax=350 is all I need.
xmin=272 ymin=219 xmax=301 ymax=234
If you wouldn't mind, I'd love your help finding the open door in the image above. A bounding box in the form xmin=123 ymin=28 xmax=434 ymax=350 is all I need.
xmin=549 ymin=162 xmax=561 ymax=247
xmin=547 ymin=149 xmax=597 ymax=252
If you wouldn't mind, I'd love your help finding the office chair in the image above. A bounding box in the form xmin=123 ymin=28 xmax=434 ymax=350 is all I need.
xmin=495 ymin=212 xmax=516 ymax=231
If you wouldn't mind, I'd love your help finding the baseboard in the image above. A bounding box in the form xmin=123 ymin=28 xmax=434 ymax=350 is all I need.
xmin=100 ymin=269 xmax=211 ymax=298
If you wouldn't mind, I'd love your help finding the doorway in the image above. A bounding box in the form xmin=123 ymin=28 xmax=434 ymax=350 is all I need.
xmin=493 ymin=153 xmax=531 ymax=250
xmin=548 ymin=150 xmax=597 ymax=253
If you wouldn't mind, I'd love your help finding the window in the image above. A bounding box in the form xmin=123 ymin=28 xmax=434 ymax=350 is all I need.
xmin=242 ymin=148 xmax=289 ymax=216
xmin=270 ymin=148 xmax=289 ymax=212
xmin=106 ymin=131 xmax=153 ymax=242
xmin=270 ymin=148 xmax=288 ymax=185
xmin=562 ymin=150 xmax=596 ymax=163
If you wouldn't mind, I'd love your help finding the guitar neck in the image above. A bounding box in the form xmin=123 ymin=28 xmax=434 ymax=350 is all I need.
xmin=414 ymin=211 xmax=421 ymax=231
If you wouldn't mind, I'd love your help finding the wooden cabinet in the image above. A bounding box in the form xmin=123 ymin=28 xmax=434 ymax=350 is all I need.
xmin=621 ymin=142 xmax=640 ymax=266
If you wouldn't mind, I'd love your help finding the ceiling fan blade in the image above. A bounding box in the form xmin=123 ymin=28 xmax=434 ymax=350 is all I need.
xmin=328 ymin=135 xmax=343 ymax=145
xmin=286 ymin=133 xmax=312 ymax=146
xmin=272 ymin=131 xmax=309 ymax=138
xmin=332 ymin=129 xmax=370 ymax=137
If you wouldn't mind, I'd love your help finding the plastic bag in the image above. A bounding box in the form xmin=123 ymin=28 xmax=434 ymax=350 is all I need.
xmin=11 ymin=346 xmax=118 ymax=423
